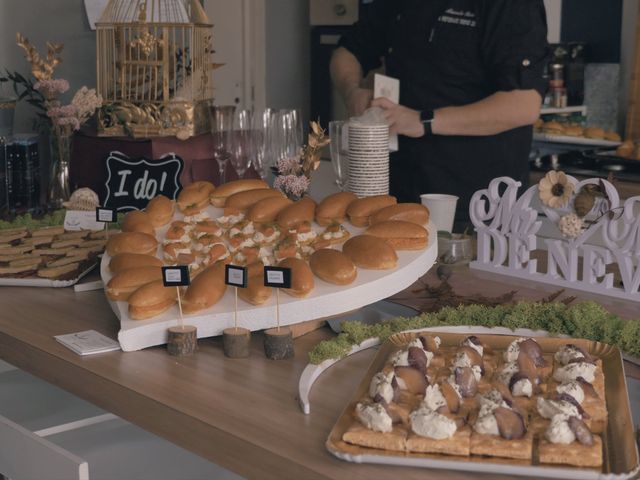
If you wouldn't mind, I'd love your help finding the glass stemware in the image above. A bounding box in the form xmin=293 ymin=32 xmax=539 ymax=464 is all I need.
xmin=231 ymin=109 xmax=255 ymax=180
xmin=209 ymin=104 xmax=236 ymax=184
xmin=329 ymin=120 xmax=349 ymax=191
xmin=253 ymin=108 xmax=275 ymax=181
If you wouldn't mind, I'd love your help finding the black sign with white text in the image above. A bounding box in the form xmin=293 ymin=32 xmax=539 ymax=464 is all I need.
xmin=162 ymin=266 xmax=191 ymax=287
xmin=263 ymin=266 xmax=292 ymax=289
xmin=96 ymin=207 xmax=117 ymax=223
xmin=104 ymin=151 xmax=184 ymax=212
xmin=225 ymin=265 xmax=248 ymax=288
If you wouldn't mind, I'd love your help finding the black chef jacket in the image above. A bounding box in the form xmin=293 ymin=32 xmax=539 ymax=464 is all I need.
xmin=339 ymin=0 xmax=549 ymax=222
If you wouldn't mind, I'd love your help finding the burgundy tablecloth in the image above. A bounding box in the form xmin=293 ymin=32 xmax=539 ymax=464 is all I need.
xmin=70 ymin=129 xmax=258 ymax=203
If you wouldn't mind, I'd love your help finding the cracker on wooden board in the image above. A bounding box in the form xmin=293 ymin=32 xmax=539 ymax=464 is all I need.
xmin=470 ymin=430 xmax=534 ymax=460
xmin=538 ymin=435 xmax=603 ymax=468
xmin=406 ymin=427 xmax=471 ymax=456
xmin=37 ymin=262 xmax=80 ymax=279
xmin=31 ymin=226 xmax=65 ymax=237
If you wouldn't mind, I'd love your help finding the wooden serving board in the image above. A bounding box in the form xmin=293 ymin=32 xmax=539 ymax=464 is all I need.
xmin=101 ymin=205 xmax=437 ymax=352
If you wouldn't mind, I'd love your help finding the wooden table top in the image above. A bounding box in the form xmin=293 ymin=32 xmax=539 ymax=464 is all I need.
xmin=0 ymin=266 xmax=637 ymax=480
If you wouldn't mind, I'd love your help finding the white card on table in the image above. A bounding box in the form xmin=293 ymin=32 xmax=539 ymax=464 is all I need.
xmin=374 ymin=73 xmax=400 ymax=152
xmin=64 ymin=211 xmax=106 ymax=231
xmin=55 ymin=330 xmax=121 ymax=356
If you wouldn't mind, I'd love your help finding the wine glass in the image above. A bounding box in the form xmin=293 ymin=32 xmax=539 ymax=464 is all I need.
xmin=253 ymin=108 xmax=275 ymax=181
xmin=231 ymin=109 xmax=255 ymax=180
xmin=329 ymin=120 xmax=349 ymax=191
xmin=209 ymin=104 xmax=235 ymax=184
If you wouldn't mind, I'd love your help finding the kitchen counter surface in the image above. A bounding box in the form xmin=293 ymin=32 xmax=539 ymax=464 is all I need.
xmin=0 ymin=262 xmax=638 ymax=479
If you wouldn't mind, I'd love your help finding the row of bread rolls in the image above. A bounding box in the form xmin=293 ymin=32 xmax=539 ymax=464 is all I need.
xmin=535 ymin=120 xmax=621 ymax=142
xmin=104 ymin=183 xmax=430 ymax=319
xmin=615 ymin=140 xmax=640 ymax=160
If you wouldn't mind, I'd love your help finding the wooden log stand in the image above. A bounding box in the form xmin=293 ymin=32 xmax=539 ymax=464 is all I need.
xmin=263 ymin=327 xmax=294 ymax=360
xmin=167 ymin=325 xmax=198 ymax=356
xmin=223 ymin=327 xmax=251 ymax=358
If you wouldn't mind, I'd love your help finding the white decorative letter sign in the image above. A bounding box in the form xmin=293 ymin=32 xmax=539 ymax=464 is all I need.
xmin=470 ymin=175 xmax=640 ymax=302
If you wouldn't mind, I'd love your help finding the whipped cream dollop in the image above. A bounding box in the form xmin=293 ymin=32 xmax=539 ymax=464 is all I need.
xmin=369 ymin=371 xmax=395 ymax=404
xmin=254 ymin=230 xmax=280 ymax=244
xmin=473 ymin=404 xmax=501 ymax=436
xmin=554 ymin=345 xmax=586 ymax=366
xmin=537 ymin=397 xmax=580 ymax=419
xmin=462 ymin=337 xmax=483 ymax=357
xmin=297 ymin=231 xmax=317 ymax=242
xmin=217 ymin=213 xmax=245 ymax=226
xmin=183 ymin=212 xmax=209 ymax=223
xmin=423 ymin=384 xmax=447 ymax=411
xmin=452 ymin=351 xmax=475 ymax=369
xmin=545 ymin=414 xmax=576 ymax=444
xmin=512 ymin=377 xmax=533 ymax=397
xmin=553 ymin=362 xmax=596 ymax=383
xmin=503 ymin=337 xmax=527 ymax=362
xmin=410 ymin=407 xmax=457 ymax=439
xmin=479 ymin=389 xmax=504 ymax=410
xmin=497 ymin=362 xmax=519 ymax=385
xmin=389 ymin=350 xmax=410 ymax=367
xmin=356 ymin=403 xmax=392 ymax=433
xmin=556 ymin=381 xmax=585 ymax=404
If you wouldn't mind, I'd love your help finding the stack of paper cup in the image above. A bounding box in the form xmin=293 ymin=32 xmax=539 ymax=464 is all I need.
xmin=347 ymin=119 xmax=390 ymax=197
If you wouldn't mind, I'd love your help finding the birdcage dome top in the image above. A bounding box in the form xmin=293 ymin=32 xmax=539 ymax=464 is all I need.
xmin=97 ymin=0 xmax=210 ymax=25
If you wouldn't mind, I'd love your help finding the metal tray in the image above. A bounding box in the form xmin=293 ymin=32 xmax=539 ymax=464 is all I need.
xmin=0 ymin=263 xmax=98 ymax=288
xmin=326 ymin=332 xmax=639 ymax=479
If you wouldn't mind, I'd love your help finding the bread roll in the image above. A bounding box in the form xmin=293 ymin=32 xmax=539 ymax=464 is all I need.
xmin=181 ymin=261 xmax=227 ymax=313
xmin=224 ymin=188 xmax=283 ymax=212
xmin=109 ymin=253 xmax=163 ymax=273
xmin=210 ymin=179 xmax=269 ymax=207
xmin=347 ymin=195 xmax=397 ymax=227
xmin=584 ymin=127 xmax=605 ymax=140
xmin=106 ymin=266 xmax=163 ymax=301
xmin=146 ymin=195 xmax=175 ymax=227
xmin=248 ymin=196 xmax=293 ymax=223
xmin=342 ymin=235 xmax=398 ymax=269
xmin=605 ymin=131 xmax=621 ymax=142
xmin=542 ymin=121 xmax=564 ymax=135
xmin=177 ymin=181 xmax=215 ymax=215
xmin=563 ymin=125 xmax=583 ymax=137
xmin=122 ymin=210 xmax=155 ymax=235
xmin=370 ymin=203 xmax=429 ymax=226
xmin=315 ymin=192 xmax=358 ymax=226
xmin=128 ymin=280 xmax=177 ymax=320
xmin=277 ymin=257 xmax=314 ymax=298
xmin=238 ymin=267 xmax=272 ymax=306
xmin=106 ymin=232 xmax=158 ymax=256
xmin=310 ymin=249 xmax=357 ymax=285
xmin=277 ymin=197 xmax=317 ymax=229
xmin=617 ymin=141 xmax=634 ymax=158
xmin=365 ymin=220 xmax=428 ymax=250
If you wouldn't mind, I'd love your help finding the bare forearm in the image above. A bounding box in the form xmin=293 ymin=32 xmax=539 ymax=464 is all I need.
xmin=330 ymin=47 xmax=363 ymax=99
xmin=432 ymin=90 xmax=542 ymax=136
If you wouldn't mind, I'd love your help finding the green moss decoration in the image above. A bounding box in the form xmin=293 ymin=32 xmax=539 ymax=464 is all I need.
xmin=0 ymin=210 xmax=125 ymax=230
xmin=308 ymin=301 xmax=640 ymax=364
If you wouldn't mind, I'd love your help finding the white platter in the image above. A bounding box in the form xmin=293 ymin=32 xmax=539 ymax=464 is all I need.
xmin=533 ymin=133 xmax=622 ymax=147
xmin=101 ymin=206 xmax=437 ymax=352
xmin=0 ymin=263 xmax=98 ymax=288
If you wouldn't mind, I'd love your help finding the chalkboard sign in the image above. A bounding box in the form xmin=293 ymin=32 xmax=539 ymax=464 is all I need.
xmin=162 ymin=266 xmax=191 ymax=287
xmin=263 ymin=266 xmax=292 ymax=289
xmin=104 ymin=151 xmax=184 ymax=211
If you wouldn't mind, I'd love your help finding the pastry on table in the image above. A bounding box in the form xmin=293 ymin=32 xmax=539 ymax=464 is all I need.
xmin=342 ymin=402 xmax=408 ymax=452
xmin=538 ymin=415 xmax=603 ymax=468
xmin=121 ymin=210 xmax=155 ymax=235
xmin=252 ymin=223 xmax=281 ymax=246
xmin=177 ymin=181 xmax=215 ymax=215
xmin=209 ymin=179 xmax=269 ymax=207
xmin=226 ymin=220 xmax=255 ymax=239
xmin=583 ymin=127 xmax=605 ymax=140
xmin=347 ymin=195 xmax=397 ymax=227
xmin=342 ymin=235 xmax=398 ymax=270
xmin=309 ymin=248 xmax=357 ymax=286
xmin=530 ymin=393 xmax=592 ymax=434
xmin=541 ymin=121 xmax=564 ymax=135
xmin=247 ymin=196 xmax=293 ymax=224
xmin=316 ymin=222 xmax=350 ymax=245
xmin=406 ymin=405 xmax=471 ymax=456
xmin=365 ymin=220 xmax=428 ymax=250
xmin=315 ymin=191 xmax=358 ymax=226
xmin=551 ymin=377 xmax=607 ymax=434
xmin=617 ymin=140 xmax=634 ymax=158
xmin=273 ymin=234 xmax=301 ymax=262
xmin=145 ymin=195 xmax=175 ymax=227
xmin=289 ymin=220 xmax=317 ymax=245
xmin=224 ymin=188 xmax=283 ymax=212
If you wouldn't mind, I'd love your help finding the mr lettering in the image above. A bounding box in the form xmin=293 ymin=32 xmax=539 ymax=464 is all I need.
xmin=104 ymin=151 xmax=184 ymax=211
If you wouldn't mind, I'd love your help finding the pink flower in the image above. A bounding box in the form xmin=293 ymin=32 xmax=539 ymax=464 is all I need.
xmin=47 ymin=104 xmax=77 ymax=118
xmin=35 ymin=78 xmax=70 ymax=97
xmin=274 ymin=174 xmax=310 ymax=199
xmin=276 ymin=155 xmax=302 ymax=176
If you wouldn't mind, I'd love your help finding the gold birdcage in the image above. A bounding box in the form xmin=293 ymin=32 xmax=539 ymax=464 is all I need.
xmin=96 ymin=0 xmax=220 ymax=138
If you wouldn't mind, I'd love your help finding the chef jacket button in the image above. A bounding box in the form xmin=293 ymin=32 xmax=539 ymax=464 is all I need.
xmin=522 ymin=59 xmax=531 ymax=67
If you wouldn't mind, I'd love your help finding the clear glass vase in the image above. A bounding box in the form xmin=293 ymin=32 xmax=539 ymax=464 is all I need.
xmin=48 ymin=133 xmax=72 ymax=209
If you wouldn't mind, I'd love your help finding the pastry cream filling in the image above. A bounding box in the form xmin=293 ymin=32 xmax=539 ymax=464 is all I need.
xmin=163 ymin=234 xmax=191 ymax=245
xmin=321 ymin=230 xmax=345 ymax=240
xmin=462 ymin=338 xmax=483 ymax=357
xmin=553 ymin=362 xmax=596 ymax=383
xmin=297 ymin=231 xmax=317 ymax=242
xmin=230 ymin=223 xmax=255 ymax=237
xmin=473 ymin=409 xmax=500 ymax=436
xmin=422 ymin=384 xmax=447 ymax=411
xmin=183 ymin=213 xmax=209 ymax=223
xmin=503 ymin=337 xmax=527 ymax=362
xmin=390 ymin=350 xmax=410 ymax=367
xmin=556 ymin=381 xmax=585 ymax=404
xmin=512 ymin=378 xmax=533 ymax=397
xmin=356 ymin=403 xmax=392 ymax=433
xmin=217 ymin=213 xmax=245 ymax=226
xmin=497 ymin=361 xmax=519 ymax=385
xmin=545 ymin=414 xmax=576 ymax=444
xmin=254 ymin=231 xmax=279 ymax=244
xmin=369 ymin=371 xmax=395 ymax=404
xmin=537 ymin=398 xmax=580 ymax=419
xmin=410 ymin=407 xmax=457 ymax=440
xmin=229 ymin=238 xmax=256 ymax=253
xmin=554 ymin=345 xmax=586 ymax=366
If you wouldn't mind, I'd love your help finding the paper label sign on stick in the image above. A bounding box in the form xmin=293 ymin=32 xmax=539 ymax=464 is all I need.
xmin=96 ymin=207 xmax=117 ymax=223
xmin=264 ymin=266 xmax=292 ymax=289
xmin=225 ymin=265 xmax=248 ymax=288
xmin=162 ymin=266 xmax=190 ymax=287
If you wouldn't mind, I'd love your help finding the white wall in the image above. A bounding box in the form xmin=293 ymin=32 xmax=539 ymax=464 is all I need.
xmin=544 ymin=0 xmax=562 ymax=43
xmin=620 ymin=0 xmax=639 ymax=134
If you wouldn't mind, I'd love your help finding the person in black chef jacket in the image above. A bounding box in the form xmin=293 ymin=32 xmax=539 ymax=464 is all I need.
xmin=331 ymin=0 xmax=550 ymax=227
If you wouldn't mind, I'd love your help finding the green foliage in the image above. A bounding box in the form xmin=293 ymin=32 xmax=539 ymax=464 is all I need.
xmin=0 ymin=69 xmax=50 ymax=134
xmin=0 ymin=210 xmax=66 ymax=230
xmin=308 ymin=301 xmax=640 ymax=364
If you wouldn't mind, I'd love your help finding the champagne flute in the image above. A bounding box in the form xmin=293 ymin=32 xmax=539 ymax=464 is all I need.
xmin=209 ymin=104 xmax=235 ymax=184
xmin=231 ymin=109 xmax=255 ymax=180
xmin=329 ymin=120 xmax=349 ymax=191
xmin=253 ymin=108 xmax=275 ymax=181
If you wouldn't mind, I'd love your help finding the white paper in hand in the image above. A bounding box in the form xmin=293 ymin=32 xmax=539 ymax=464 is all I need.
xmin=374 ymin=73 xmax=400 ymax=152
